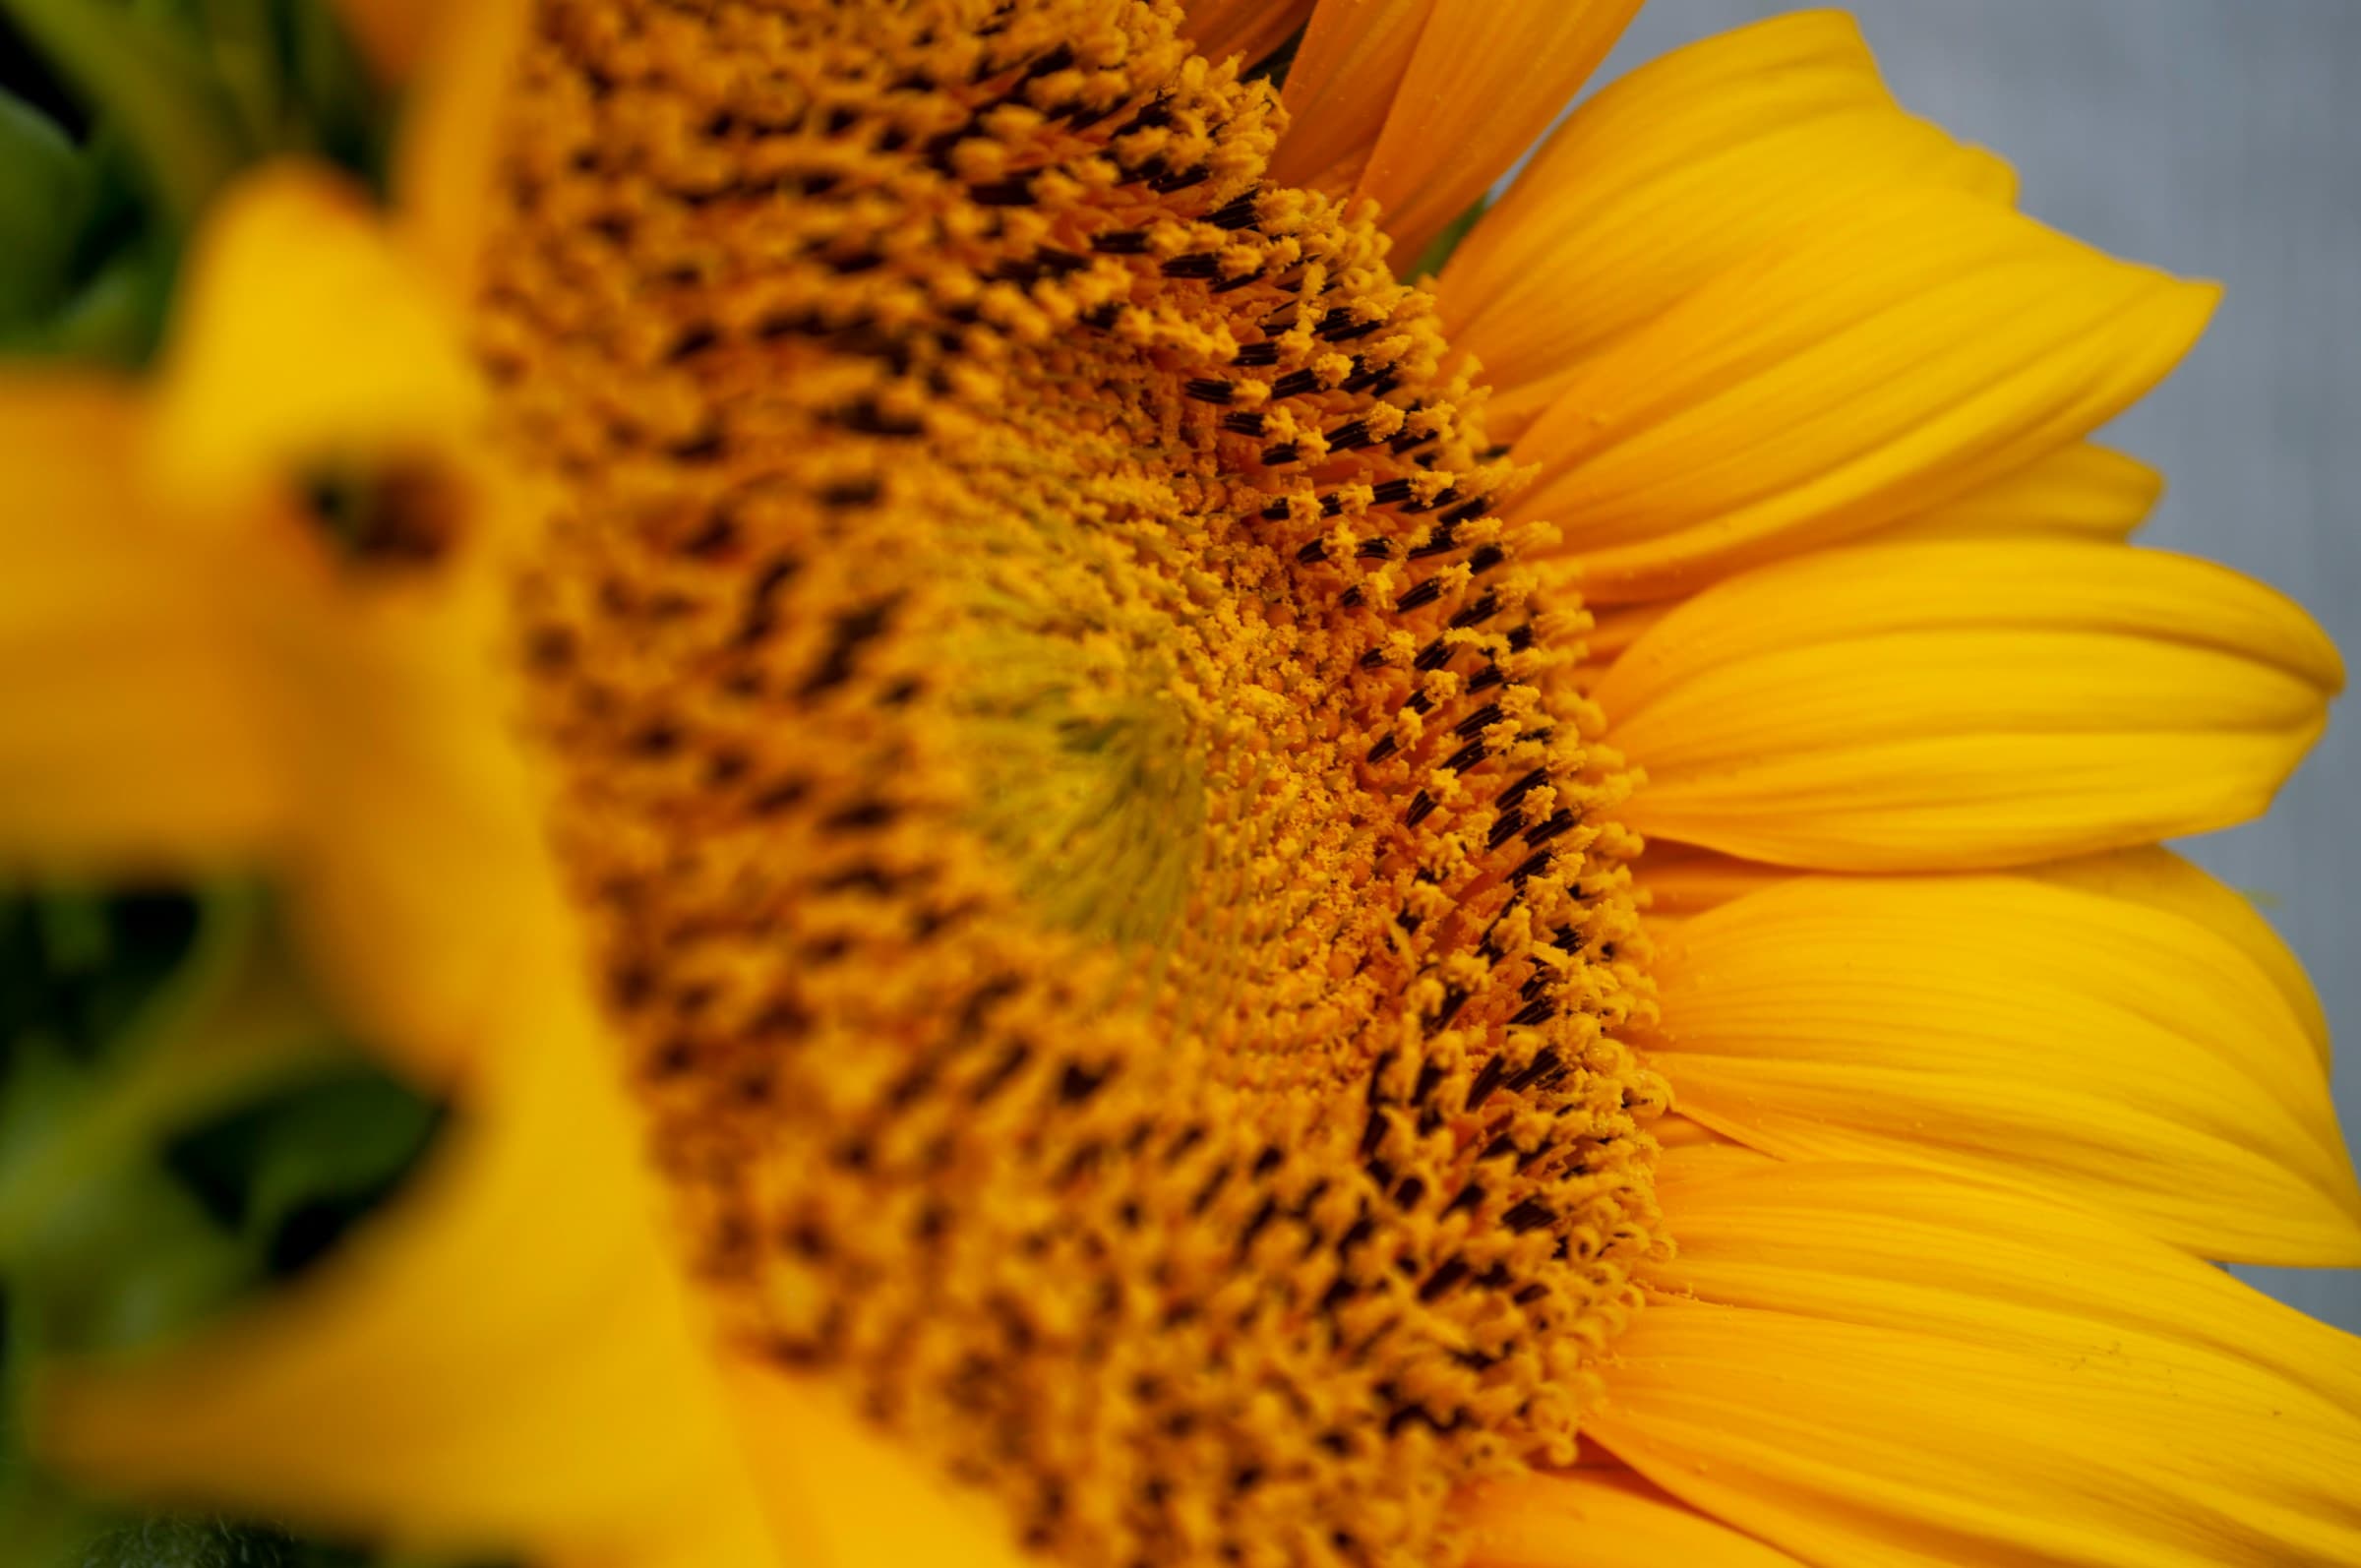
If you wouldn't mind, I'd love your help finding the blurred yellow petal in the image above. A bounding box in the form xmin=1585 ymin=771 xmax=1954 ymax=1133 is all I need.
xmin=1268 ymin=0 xmax=1431 ymax=196
xmin=1591 ymin=1285 xmax=2361 ymax=1564
xmin=33 ymin=974 xmax=777 ymax=1565
xmin=391 ymin=0 xmax=532 ymax=302
xmin=1354 ymin=0 xmax=1641 ymax=261
xmin=152 ymin=162 xmax=483 ymax=512
xmin=329 ymin=0 xmax=435 ymax=82
xmin=1598 ymin=541 xmax=2342 ymax=871
xmin=1873 ymin=441 xmax=2161 ymax=543
xmin=1180 ymin=0 xmax=1314 ymax=69
xmin=1648 ymin=1153 xmax=2361 ymax=1418
xmin=727 ymin=1362 xmax=1035 ymax=1568
xmin=1443 ymin=11 xmax=2013 ymax=439
xmin=2027 ymin=843 xmax=2331 ymax=1069
xmin=1511 ymin=187 xmax=2214 ymax=604
xmin=272 ymin=550 xmax=566 ymax=1091
xmin=3 ymin=369 xmax=546 ymax=1087
xmin=1460 ymin=1466 xmax=1809 ymax=1568
xmin=1644 ymin=874 xmax=2361 ymax=1264
xmin=0 ymin=379 xmax=287 ymax=872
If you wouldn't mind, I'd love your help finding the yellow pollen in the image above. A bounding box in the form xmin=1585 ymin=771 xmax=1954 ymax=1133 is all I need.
xmin=479 ymin=3 xmax=1667 ymax=1564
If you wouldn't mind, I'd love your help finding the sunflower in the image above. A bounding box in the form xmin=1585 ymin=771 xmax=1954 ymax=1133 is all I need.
xmin=4 ymin=1 xmax=2357 ymax=1565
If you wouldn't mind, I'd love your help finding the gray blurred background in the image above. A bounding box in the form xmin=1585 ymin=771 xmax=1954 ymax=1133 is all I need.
xmin=1591 ymin=1 xmax=2361 ymax=1329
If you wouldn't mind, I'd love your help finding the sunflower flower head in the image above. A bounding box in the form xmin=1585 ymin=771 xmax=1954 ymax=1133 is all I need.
xmin=4 ymin=3 xmax=2358 ymax=1568
xmin=489 ymin=6 xmax=1662 ymax=1560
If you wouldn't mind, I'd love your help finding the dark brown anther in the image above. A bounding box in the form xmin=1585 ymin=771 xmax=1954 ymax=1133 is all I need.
xmin=1394 ymin=577 xmax=1444 ymax=613
xmin=1507 ymin=998 xmax=1557 ymax=1030
xmin=1454 ymin=703 xmax=1504 ymax=742
xmin=1448 ymin=592 xmax=1499 ymax=631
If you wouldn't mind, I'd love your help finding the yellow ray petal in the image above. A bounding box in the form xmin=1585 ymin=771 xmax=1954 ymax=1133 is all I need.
xmin=1353 ymin=0 xmax=1641 ymax=261
xmin=1590 ymin=1297 xmax=2361 ymax=1567
xmin=32 ymin=975 xmax=778 ymax=1565
xmin=329 ymin=0 xmax=435 ymax=82
xmin=1459 ymin=1466 xmax=1809 ymax=1568
xmin=1630 ymin=840 xmax=2330 ymax=1057
xmin=1511 ymin=188 xmax=2214 ymax=604
xmin=1873 ymin=441 xmax=2161 ymax=543
xmin=151 ymin=163 xmax=484 ymax=513
xmin=272 ymin=550 xmax=567 ymax=1091
xmin=1642 ymin=874 xmax=2361 ymax=1264
xmin=1180 ymin=0 xmax=1315 ymax=70
xmin=1650 ymin=1113 xmax=1759 ymax=1156
xmin=726 ymin=1359 xmax=1036 ymax=1568
xmin=1267 ymin=0 xmax=1432 ymax=196
xmin=1629 ymin=843 xmax=1792 ymax=918
xmin=1 ymin=365 xmax=544 ymax=1087
xmin=1596 ymin=540 xmax=2341 ymax=870
xmin=391 ymin=0 xmax=532 ymax=303
xmin=1581 ymin=601 xmax=1673 ymax=664
xmin=0 ymin=379 xmax=286 ymax=872
xmin=2027 ymin=844 xmax=2331 ymax=1069
xmin=1442 ymin=10 xmax=2013 ymax=439
xmin=1649 ymin=1153 xmax=2361 ymax=1419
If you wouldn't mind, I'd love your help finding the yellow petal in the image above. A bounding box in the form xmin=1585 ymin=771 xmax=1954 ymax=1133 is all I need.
xmin=1353 ymin=0 xmax=1642 ymax=261
xmin=1511 ymin=187 xmax=2215 ymax=604
xmin=1873 ymin=441 xmax=2161 ymax=543
xmin=1650 ymin=1113 xmax=1760 ymax=1157
xmin=1643 ymin=874 xmax=2361 ymax=1264
xmin=1582 ymin=600 xmax=1673 ymax=664
xmin=1630 ymin=843 xmax=1792 ymax=918
xmin=1630 ymin=839 xmax=2331 ymax=1059
xmin=272 ymin=547 xmax=568 ymax=1090
xmin=2027 ymin=844 xmax=2331 ymax=1070
xmin=0 ymin=379 xmax=287 ymax=871
xmin=1268 ymin=0 xmax=1432 ymax=198
xmin=1460 ymin=1466 xmax=1809 ymax=1568
xmin=151 ymin=162 xmax=484 ymax=512
xmin=33 ymin=974 xmax=778 ymax=1566
xmin=391 ymin=0 xmax=533 ymax=303
xmin=1649 ymin=1153 xmax=2361 ymax=1418
xmin=1597 ymin=540 xmax=2342 ymax=871
xmin=329 ymin=0 xmax=437 ymax=82
xmin=1442 ymin=11 xmax=2013 ymax=439
xmin=1180 ymin=0 xmax=1315 ymax=70
xmin=1 ymin=366 xmax=546 ymax=1089
xmin=330 ymin=0 xmax=531 ymax=298
xmin=1591 ymin=1299 xmax=2361 ymax=1565
xmin=727 ymin=1360 xmax=1036 ymax=1568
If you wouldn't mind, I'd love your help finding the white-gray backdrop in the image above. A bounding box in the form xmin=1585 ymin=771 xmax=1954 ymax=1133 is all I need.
xmin=1585 ymin=1 xmax=2361 ymax=1330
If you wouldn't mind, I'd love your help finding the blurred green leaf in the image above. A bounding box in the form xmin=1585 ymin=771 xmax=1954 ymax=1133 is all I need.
xmin=0 ymin=880 xmax=469 ymax=1563
xmin=197 ymin=0 xmax=282 ymax=152
xmin=1 ymin=235 xmax=175 ymax=362
xmin=280 ymin=0 xmax=389 ymax=187
xmin=168 ymin=1067 xmax=441 ymax=1272
xmin=0 ymin=88 xmax=88 ymax=324
xmin=0 ymin=0 xmax=251 ymax=223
